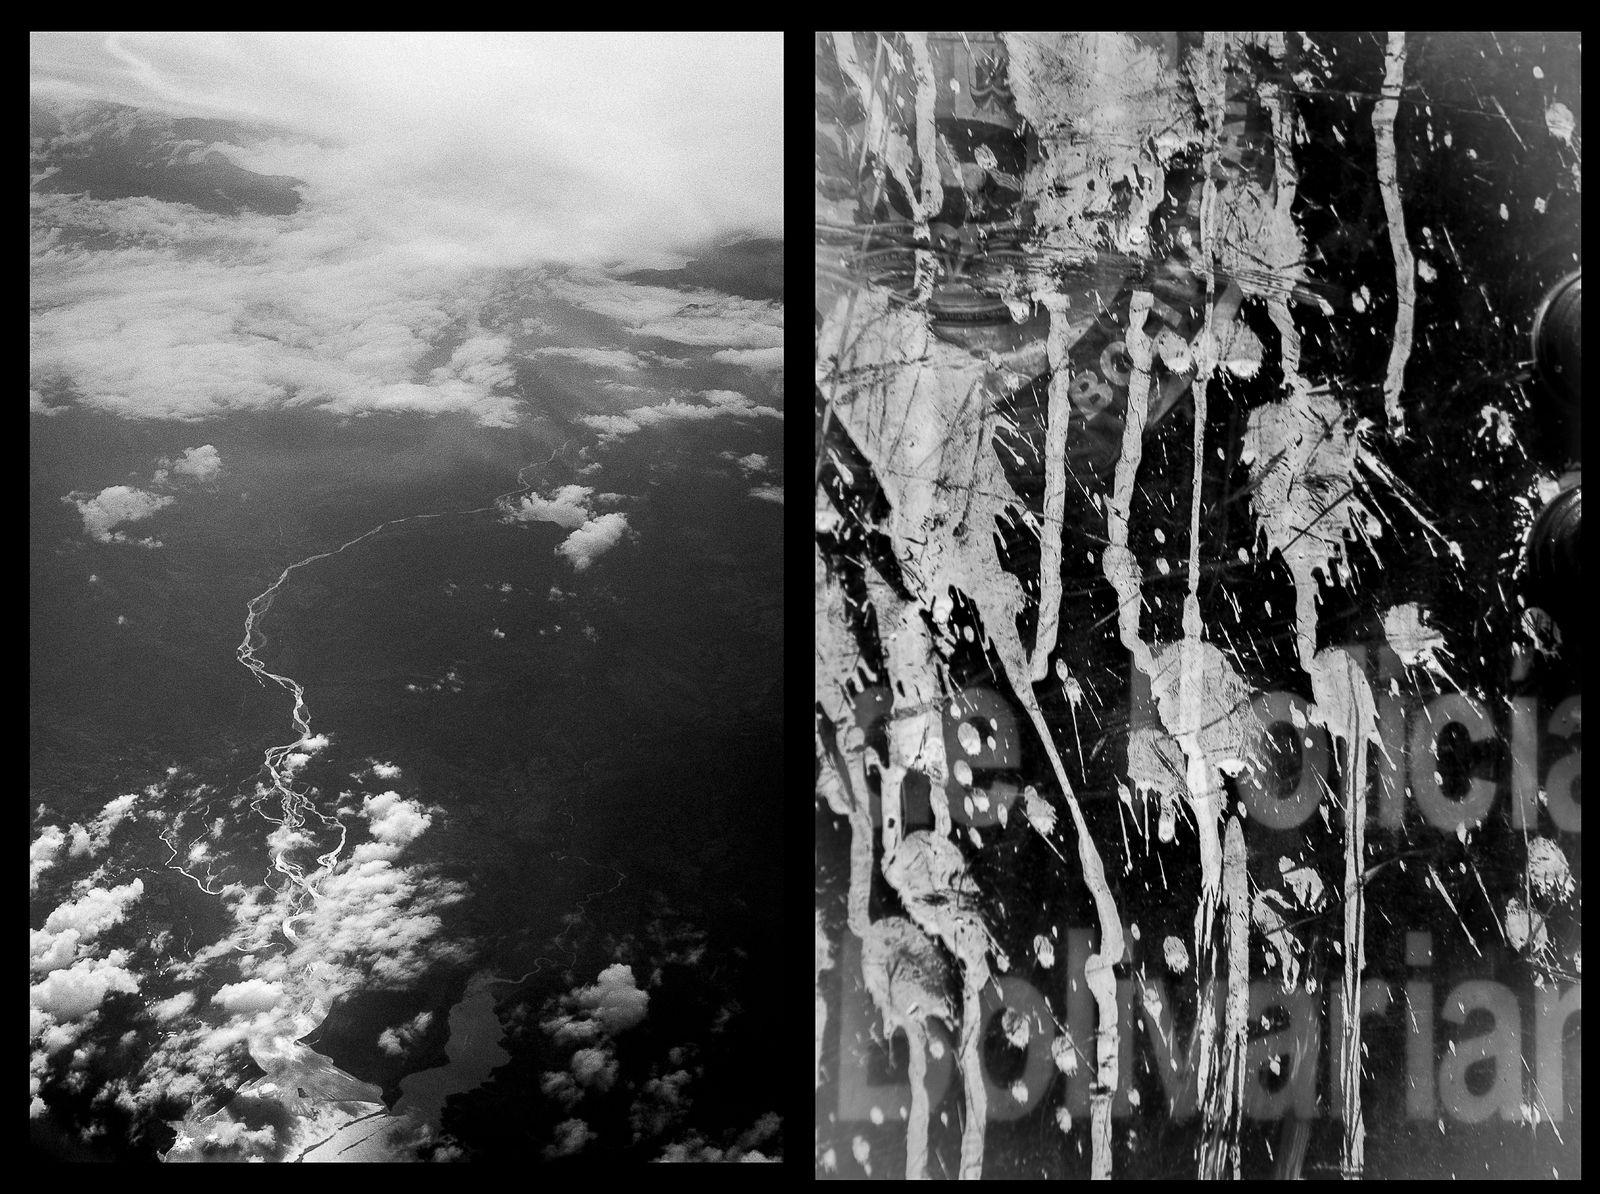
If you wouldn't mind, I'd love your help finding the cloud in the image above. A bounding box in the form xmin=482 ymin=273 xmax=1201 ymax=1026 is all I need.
xmin=629 ymin=1068 xmax=693 ymax=1141
xmin=543 ymin=1118 xmax=596 ymax=1160
xmin=540 ymin=1070 xmax=582 ymax=1108
xmin=553 ymin=273 xmax=783 ymax=348
xmin=30 ymin=40 xmax=783 ymax=431
xmin=63 ymin=485 xmax=174 ymax=546
xmin=709 ymin=346 xmax=784 ymax=372
xmin=39 ymin=878 xmax=145 ymax=941
xmin=652 ymin=1113 xmax=782 ymax=1163
xmin=578 ymin=390 xmax=779 ymax=445
xmin=728 ymin=452 xmax=767 ymax=475
xmin=505 ymin=484 xmax=596 ymax=531
xmin=212 ymin=980 xmax=285 ymax=1014
xmin=31 ymin=879 xmax=146 ymax=1042
xmin=31 ymin=825 xmax=66 ymax=891
xmin=31 ymin=951 xmax=141 ymax=1023
xmin=377 ymin=1010 xmax=433 ymax=1056
xmin=556 ymin=512 xmax=629 ymax=572
xmin=362 ymin=790 xmax=432 ymax=847
xmin=153 ymin=443 xmax=223 ymax=485
xmin=33 ymin=33 xmax=781 ymax=264
xmin=67 ymin=792 xmax=140 ymax=857
xmin=528 ymin=346 xmax=644 ymax=371
xmin=569 ymin=1045 xmax=617 ymax=1091
xmin=571 ymin=962 xmax=649 ymax=1034
xmin=748 ymin=485 xmax=783 ymax=505
xmin=151 ymin=991 xmax=197 ymax=1022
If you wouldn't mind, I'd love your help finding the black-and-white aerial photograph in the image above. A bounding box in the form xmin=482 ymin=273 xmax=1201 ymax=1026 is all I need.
xmin=32 ymin=31 xmax=783 ymax=1163
xmin=815 ymin=31 xmax=1579 ymax=1180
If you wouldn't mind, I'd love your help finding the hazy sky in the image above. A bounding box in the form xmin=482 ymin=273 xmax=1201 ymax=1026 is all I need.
xmin=30 ymin=31 xmax=783 ymax=265
xmin=31 ymin=32 xmax=784 ymax=430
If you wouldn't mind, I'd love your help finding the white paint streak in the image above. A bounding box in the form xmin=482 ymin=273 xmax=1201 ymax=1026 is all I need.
xmin=861 ymin=915 xmax=952 ymax=1180
xmin=1374 ymin=32 xmax=1415 ymax=437
xmin=1033 ymin=293 xmax=1073 ymax=682
xmin=822 ymin=285 xmax=1127 ymax=1179
xmin=1308 ymin=646 xmax=1378 ymax=1178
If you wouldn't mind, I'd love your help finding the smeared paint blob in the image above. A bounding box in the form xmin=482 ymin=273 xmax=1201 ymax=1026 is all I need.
xmin=1544 ymin=101 xmax=1575 ymax=146
xmin=1381 ymin=603 xmax=1450 ymax=674
xmin=1505 ymin=895 xmax=1549 ymax=953
xmin=1033 ymin=933 xmax=1056 ymax=969
xmin=1525 ymin=837 xmax=1575 ymax=903
xmin=1022 ymin=785 xmax=1057 ymax=838
xmin=1004 ymin=32 xmax=1197 ymax=259
xmin=1051 ymin=1032 xmax=1078 ymax=1076
xmin=1242 ymin=388 xmax=1373 ymax=673
xmin=1162 ymin=934 xmax=1190 ymax=974
xmin=1280 ymin=861 xmax=1327 ymax=908
xmin=1001 ymin=1007 xmax=1031 ymax=1050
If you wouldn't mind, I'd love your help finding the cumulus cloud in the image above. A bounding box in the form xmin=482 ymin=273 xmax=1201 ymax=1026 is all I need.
xmin=40 ymin=878 xmax=145 ymax=941
xmin=540 ymin=1070 xmax=582 ymax=1109
xmin=31 ymin=951 xmax=141 ymax=1023
xmin=503 ymin=484 xmax=631 ymax=573
xmin=505 ymin=484 xmax=596 ymax=531
xmin=153 ymin=443 xmax=223 ymax=485
xmin=572 ymin=963 xmax=650 ymax=1034
xmin=362 ymin=790 xmax=432 ymax=847
xmin=544 ymin=1118 xmax=596 ymax=1160
xmin=67 ymin=791 xmax=140 ymax=857
xmin=31 ymin=879 xmax=146 ymax=1046
xmin=629 ymin=1068 xmax=693 ymax=1141
xmin=556 ymin=512 xmax=629 ymax=573
xmin=652 ymin=1113 xmax=781 ymax=1163
xmin=570 ymin=1045 xmax=617 ymax=1091
xmin=151 ymin=991 xmax=198 ymax=1022
xmin=31 ymin=825 xmax=66 ymax=891
xmin=748 ymin=485 xmax=783 ymax=505
xmin=212 ymin=979 xmax=285 ymax=1014
xmin=377 ymin=1010 xmax=433 ymax=1056
xmin=62 ymin=485 xmax=174 ymax=546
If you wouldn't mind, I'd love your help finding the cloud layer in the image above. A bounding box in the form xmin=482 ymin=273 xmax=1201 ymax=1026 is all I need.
xmin=32 ymin=33 xmax=780 ymax=264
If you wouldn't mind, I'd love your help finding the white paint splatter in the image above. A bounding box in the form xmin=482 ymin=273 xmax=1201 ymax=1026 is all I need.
xmin=1162 ymin=935 xmax=1190 ymax=974
xmin=1381 ymin=603 xmax=1451 ymax=675
xmin=1525 ymin=837 xmax=1575 ymax=903
xmin=1033 ymin=933 xmax=1056 ymax=969
xmin=1545 ymin=101 xmax=1576 ymax=147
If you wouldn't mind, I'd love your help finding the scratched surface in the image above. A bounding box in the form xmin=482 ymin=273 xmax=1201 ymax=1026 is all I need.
xmin=816 ymin=31 xmax=1580 ymax=1179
